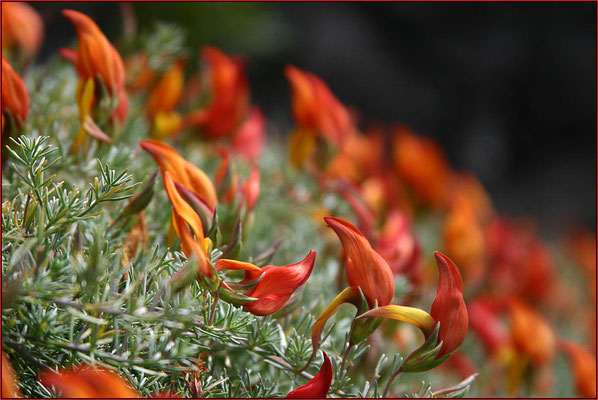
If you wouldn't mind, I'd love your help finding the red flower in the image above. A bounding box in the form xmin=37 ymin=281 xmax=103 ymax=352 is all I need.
xmin=231 ymin=107 xmax=266 ymax=162
xmin=241 ymin=164 xmax=260 ymax=213
xmin=1 ymin=56 xmax=29 ymax=133
xmin=216 ymin=251 xmax=317 ymax=316
xmin=325 ymin=216 xmax=394 ymax=308
xmin=560 ymin=341 xmax=597 ymax=398
xmin=2 ymin=2 xmax=44 ymax=60
xmin=286 ymin=352 xmax=332 ymax=398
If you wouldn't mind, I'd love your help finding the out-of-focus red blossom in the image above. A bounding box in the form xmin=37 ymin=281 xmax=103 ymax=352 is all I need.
xmin=2 ymin=351 xmax=20 ymax=398
xmin=125 ymin=52 xmax=156 ymax=93
xmin=213 ymin=147 xmax=239 ymax=204
xmin=184 ymin=46 xmax=250 ymax=139
xmin=241 ymin=165 xmax=260 ymax=213
xmin=216 ymin=251 xmax=316 ymax=316
xmin=508 ymin=298 xmax=556 ymax=366
xmin=62 ymin=9 xmax=128 ymax=124
xmin=452 ymin=173 xmax=494 ymax=222
xmin=392 ymin=128 xmax=452 ymax=209
xmin=231 ymin=107 xmax=266 ymax=162
xmin=444 ymin=352 xmax=479 ymax=380
xmin=39 ymin=365 xmax=139 ymax=398
xmin=468 ymin=298 xmax=511 ymax=357
xmin=375 ymin=209 xmax=421 ymax=281
xmin=1 ymin=2 xmax=44 ymax=60
xmin=286 ymin=352 xmax=332 ymax=398
xmin=567 ymin=230 xmax=597 ymax=298
xmin=325 ymin=216 xmax=395 ymax=308
xmin=285 ymin=65 xmax=354 ymax=145
xmin=486 ymin=217 xmax=555 ymax=303
xmin=430 ymin=252 xmax=469 ymax=357
xmin=139 ymin=140 xmax=217 ymax=212
xmin=1 ymin=56 xmax=29 ymax=133
xmin=442 ymin=194 xmax=486 ymax=285
xmin=559 ymin=341 xmax=597 ymax=398
xmin=326 ymin=131 xmax=384 ymax=182
xmin=146 ymin=59 xmax=185 ymax=119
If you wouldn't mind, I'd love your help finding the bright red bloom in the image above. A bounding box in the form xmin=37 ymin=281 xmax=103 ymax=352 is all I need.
xmin=286 ymin=352 xmax=332 ymax=398
xmin=375 ymin=209 xmax=421 ymax=280
xmin=241 ymin=164 xmax=260 ymax=213
xmin=184 ymin=47 xmax=250 ymax=139
xmin=2 ymin=2 xmax=44 ymax=59
xmin=468 ymin=297 xmax=510 ymax=357
xmin=216 ymin=251 xmax=316 ymax=316
xmin=39 ymin=365 xmax=139 ymax=398
xmin=325 ymin=216 xmax=394 ymax=308
xmin=1 ymin=56 xmax=29 ymax=133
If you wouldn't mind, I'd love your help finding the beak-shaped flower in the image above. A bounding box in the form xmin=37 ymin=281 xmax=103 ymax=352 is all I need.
xmin=1 ymin=56 xmax=29 ymax=133
xmin=559 ymin=341 xmax=597 ymax=398
xmin=358 ymin=252 xmax=468 ymax=362
xmin=62 ymin=10 xmax=125 ymax=96
xmin=508 ymin=298 xmax=556 ymax=366
xmin=241 ymin=164 xmax=260 ymax=213
xmin=146 ymin=59 xmax=185 ymax=138
xmin=284 ymin=65 xmax=354 ymax=145
xmin=216 ymin=251 xmax=316 ymax=316
xmin=324 ymin=216 xmax=394 ymax=308
xmin=231 ymin=107 xmax=266 ymax=162
xmin=184 ymin=46 xmax=250 ymax=139
xmin=286 ymin=352 xmax=332 ymax=399
xmin=40 ymin=365 xmax=139 ymax=398
xmin=1 ymin=2 xmax=44 ymax=60
xmin=140 ymin=140 xmax=217 ymax=213
xmin=2 ymin=351 xmax=20 ymax=398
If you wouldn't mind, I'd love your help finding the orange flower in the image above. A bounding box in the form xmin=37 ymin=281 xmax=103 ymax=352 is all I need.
xmin=1 ymin=2 xmax=44 ymax=60
xmin=392 ymin=128 xmax=452 ymax=209
xmin=442 ymin=194 xmax=486 ymax=285
xmin=560 ymin=341 xmax=597 ymax=398
xmin=508 ymin=298 xmax=556 ymax=366
xmin=231 ymin=107 xmax=266 ymax=162
xmin=39 ymin=365 xmax=139 ymax=398
xmin=286 ymin=352 xmax=332 ymax=398
xmin=146 ymin=59 xmax=185 ymax=118
xmin=2 ymin=351 xmax=20 ymax=398
xmin=325 ymin=216 xmax=394 ymax=308
xmin=285 ymin=65 xmax=354 ymax=145
xmin=1 ymin=56 xmax=29 ymax=133
xmin=215 ymin=251 xmax=317 ymax=316
xmin=62 ymin=10 xmax=125 ymax=95
xmin=125 ymin=52 xmax=156 ymax=93
xmin=140 ymin=140 xmax=217 ymax=213
xmin=184 ymin=47 xmax=250 ymax=139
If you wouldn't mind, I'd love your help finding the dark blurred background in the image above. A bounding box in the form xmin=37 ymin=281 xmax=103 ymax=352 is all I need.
xmin=31 ymin=2 xmax=597 ymax=236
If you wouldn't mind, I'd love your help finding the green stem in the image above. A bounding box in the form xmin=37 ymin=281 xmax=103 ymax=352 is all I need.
xmin=383 ymin=366 xmax=403 ymax=398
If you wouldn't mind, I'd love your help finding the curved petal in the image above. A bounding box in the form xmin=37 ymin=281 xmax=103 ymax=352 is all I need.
xmin=311 ymin=286 xmax=360 ymax=352
xmin=324 ymin=216 xmax=394 ymax=308
xmin=430 ymin=252 xmax=468 ymax=357
xmin=357 ymin=305 xmax=435 ymax=337
xmin=286 ymin=352 xmax=333 ymax=399
xmin=243 ymin=251 xmax=316 ymax=316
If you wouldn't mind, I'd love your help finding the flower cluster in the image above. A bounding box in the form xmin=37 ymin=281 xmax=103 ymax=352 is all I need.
xmin=1 ymin=4 xmax=595 ymax=399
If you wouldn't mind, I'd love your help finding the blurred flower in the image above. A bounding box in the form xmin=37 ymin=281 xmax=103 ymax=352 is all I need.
xmin=567 ymin=230 xmax=597 ymax=298
xmin=285 ymin=65 xmax=354 ymax=146
xmin=392 ymin=128 xmax=451 ymax=209
xmin=146 ymin=59 xmax=185 ymax=139
xmin=1 ymin=2 xmax=44 ymax=62
xmin=39 ymin=365 xmax=139 ymax=398
xmin=560 ymin=341 xmax=597 ymax=398
xmin=286 ymin=352 xmax=332 ymax=398
xmin=1 ymin=56 xmax=29 ymax=134
xmin=325 ymin=131 xmax=384 ymax=182
xmin=359 ymin=252 xmax=468 ymax=360
xmin=140 ymin=140 xmax=217 ymax=213
xmin=508 ymin=298 xmax=556 ymax=367
xmin=215 ymin=251 xmax=316 ymax=316
xmin=241 ymin=164 xmax=260 ymax=213
xmin=125 ymin=52 xmax=156 ymax=93
xmin=2 ymin=351 xmax=20 ymax=398
xmin=442 ymin=194 xmax=486 ymax=285
xmin=184 ymin=46 xmax=249 ymax=139
xmin=468 ymin=297 xmax=511 ymax=359
xmin=230 ymin=107 xmax=266 ymax=162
